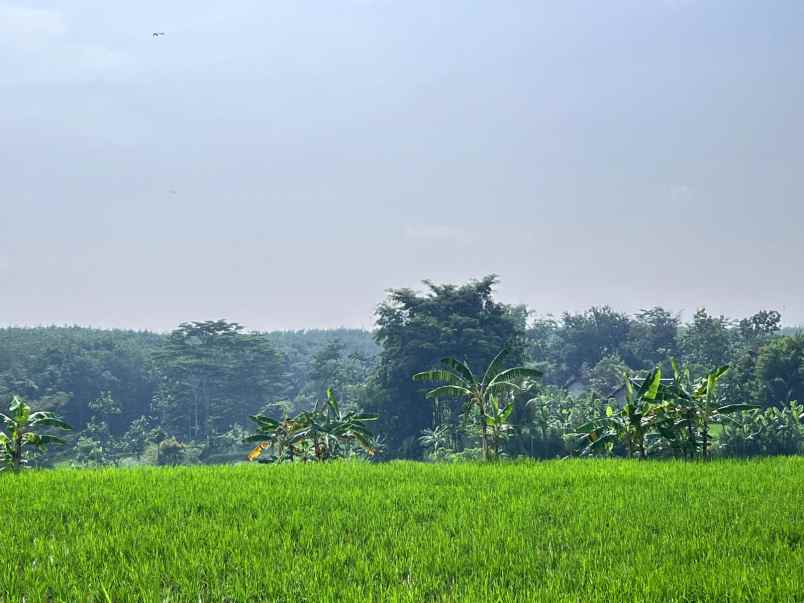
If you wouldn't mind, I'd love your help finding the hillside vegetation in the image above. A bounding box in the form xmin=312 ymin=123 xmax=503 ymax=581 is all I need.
xmin=1 ymin=276 xmax=802 ymax=463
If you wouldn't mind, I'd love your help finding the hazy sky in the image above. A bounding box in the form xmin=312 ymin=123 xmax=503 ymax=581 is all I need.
xmin=2 ymin=0 xmax=803 ymax=332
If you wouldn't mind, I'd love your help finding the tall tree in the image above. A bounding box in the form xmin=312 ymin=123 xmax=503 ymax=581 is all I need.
xmin=753 ymin=335 xmax=804 ymax=407
xmin=372 ymin=275 xmax=527 ymax=457
xmin=154 ymin=321 xmax=282 ymax=440
xmin=557 ymin=306 xmax=632 ymax=381
xmin=680 ymin=308 xmax=735 ymax=371
xmin=625 ymin=307 xmax=680 ymax=368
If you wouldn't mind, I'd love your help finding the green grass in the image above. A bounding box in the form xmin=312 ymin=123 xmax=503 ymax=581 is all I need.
xmin=1 ymin=459 xmax=802 ymax=602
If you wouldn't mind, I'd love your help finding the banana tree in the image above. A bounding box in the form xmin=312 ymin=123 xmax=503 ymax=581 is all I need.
xmin=0 ymin=395 xmax=72 ymax=472
xmin=413 ymin=346 xmax=542 ymax=460
xmin=317 ymin=388 xmax=378 ymax=458
xmin=485 ymin=396 xmax=515 ymax=458
xmin=664 ymin=360 xmax=758 ymax=459
xmin=418 ymin=424 xmax=451 ymax=458
xmin=293 ymin=388 xmax=378 ymax=460
xmin=574 ymin=368 xmax=663 ymax=459
xmin=246 ymin=388 xmax=378 ymax=462
xmin=245 ymin=415 xmax=308 ymax=463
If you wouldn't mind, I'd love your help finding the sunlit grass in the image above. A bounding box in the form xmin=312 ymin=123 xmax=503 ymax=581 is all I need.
xmin=1 ymin=459 xmax=802 ymax=601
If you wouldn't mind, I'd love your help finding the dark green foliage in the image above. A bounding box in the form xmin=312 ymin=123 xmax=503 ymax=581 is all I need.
xmin=680 ymin=308 xmax=735 ymax=371
xmin=373 ymin=275 xmax=527 ymax=456
xmin=753 ymin=335 xmax=804 ymax=406
xmin=154 ymin=320 xmax=283 ymax=440
xmin=0 ymin=277 xmax=799 ymax=463
xmin=720 ymin=402 xmax=804 ymax=456
xmin=574 ymin=361 xmax=759 ymax=460
xmin=413 ymin=345 xmax=541 ymax=460
xmin=247 ymin=388 xmax=378 ymax=462
xmin=626 ymin=307 xmax=680 ymax=368
xmin=0 ymin=326 xmax=161 ymax=431
xmin=557 ymin=306 xmax=632 ymax=380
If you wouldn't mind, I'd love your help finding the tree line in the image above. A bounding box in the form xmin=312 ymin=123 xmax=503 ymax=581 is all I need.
xmin=1 ymin=275 xmax=802 ymax=465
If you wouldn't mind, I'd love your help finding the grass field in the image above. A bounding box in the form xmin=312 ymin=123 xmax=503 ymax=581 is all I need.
xmin=1 ymin=459 xmax=802 ymax=602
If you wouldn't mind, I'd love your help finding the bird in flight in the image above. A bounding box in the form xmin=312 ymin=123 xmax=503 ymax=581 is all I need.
xmin=152 ymin=32 xmax=166 ymax=37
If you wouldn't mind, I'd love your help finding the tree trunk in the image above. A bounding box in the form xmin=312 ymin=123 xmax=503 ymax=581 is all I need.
xmin=12 ymin=432 xmax=23 ymax=472
xmin=479 ymin=399 xmax=489 ymax=461
xmin=686 ymin=409 xmax=696 ymax=460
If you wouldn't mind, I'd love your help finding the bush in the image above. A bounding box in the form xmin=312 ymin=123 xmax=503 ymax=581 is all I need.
xmin=719 ymin=402 xmax=803 ymax=456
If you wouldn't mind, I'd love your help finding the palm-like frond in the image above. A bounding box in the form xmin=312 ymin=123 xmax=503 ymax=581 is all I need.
xmin=486 ymin=381 xmax=525 ymax=397
xmin=412 ymin=369 xmax=466 ymax=385
xmin=439 ymin=357 xmax=475 ymax=385
xmin=481 ymin=345 xmax=511 ymax=385
xmin=28 ymin=415 xmax=72 ymax=430
xmin=424 ymin=385 xmax=472 ymax=400
xmin=249 ymin=415 xmax=280 ymax=429
xmin=716 ymin=403 xmax=760 ymax=414
xmin=489 ymin=367 xmax=542 ymax=386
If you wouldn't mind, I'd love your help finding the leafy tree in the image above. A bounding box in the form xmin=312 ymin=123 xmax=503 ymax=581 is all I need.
xmin=520 ymin=389 xmax=603 ymax=459
xmin=556 ymin=306 xmax=632 ymax=382
xmin=413 ymin=346 xmax=541 ymax=460
xmin=0 ymin=395 xmax=71 ymax=472
xmin=88 ymin=390 xmax=121 ymax=422
xmin=738 ymin=310 xmax=782 ymax=346
xmin=626 ymin=307 xmax=680 ymax=368
xmin=680 ymin=309 xmax=734 ymax=371
xmin=584 ymin=354 xmax=630 ymax=397
xmin=157 ymin=437 xmax=186 ymax=465
xmin=155 ymin=320 xmax=282 ymax=440
xmin=575 ymin=362 xmax=757 ymax=460
xmin=484 ymin=395 xmax=516 ymax=458
xmin=306 ymin=388 xmax=378 ymax=459
xmin=656 ymin=361 xmax=758 ymax=459
xmin=753 ymin=335 xmax=804 ymax=407
xmin=720 ymin=402 xmax=803 ymax=456
xmin=575 ymin=369 xmax=663 ymax=459
xmin=374 ymin=275 xmax=528 ymax=457
xmin=245 ymin=415 xmax=304 ymax=463
xmin=525 ymin=316 xmax=561 ymax=383
xmin=418 ymin=424 xmax=451 ymax=459
xmin=73 ymin=435 xmax=107 ymax=467
xmin=118 ymin=415 xmax=158 ymax=460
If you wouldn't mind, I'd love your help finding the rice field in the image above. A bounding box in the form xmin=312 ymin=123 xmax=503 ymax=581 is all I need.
xmin=1 ymin=458 xmax=802 ymax=602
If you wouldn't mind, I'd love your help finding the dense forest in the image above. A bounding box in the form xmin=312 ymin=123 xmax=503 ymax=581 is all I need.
xmin=1 ymin=275 xmax=802 ymax=465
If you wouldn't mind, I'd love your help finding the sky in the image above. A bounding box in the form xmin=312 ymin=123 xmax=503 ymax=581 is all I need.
xmin=1 ymin=0 xmax=803 ymax=332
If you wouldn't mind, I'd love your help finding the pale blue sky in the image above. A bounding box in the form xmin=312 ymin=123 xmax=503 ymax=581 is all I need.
xmin=1 ymin=1 xmax=802 ymax=331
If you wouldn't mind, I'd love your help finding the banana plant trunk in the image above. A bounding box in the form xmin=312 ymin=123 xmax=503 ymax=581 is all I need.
xmin=478 ymin=398 xmax=489 ymax=461
xmin=686 ymin=408 xmax=696 ymax=460
xmin=12 ymin=431 xmax=23 ymax=472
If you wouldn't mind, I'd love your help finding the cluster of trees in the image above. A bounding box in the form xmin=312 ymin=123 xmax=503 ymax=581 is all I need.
xmin=370 ymin=277 xmax=803 ymax=458
xmin=0 ymin=324 xmax=375 ymax=466
xmin=574 ymin=363 xmax=758 ymax=460
xmin=1 ymin=275 xmax=802 ymax=466
xmin=246 ymin=388 xmax=377 ymax=463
